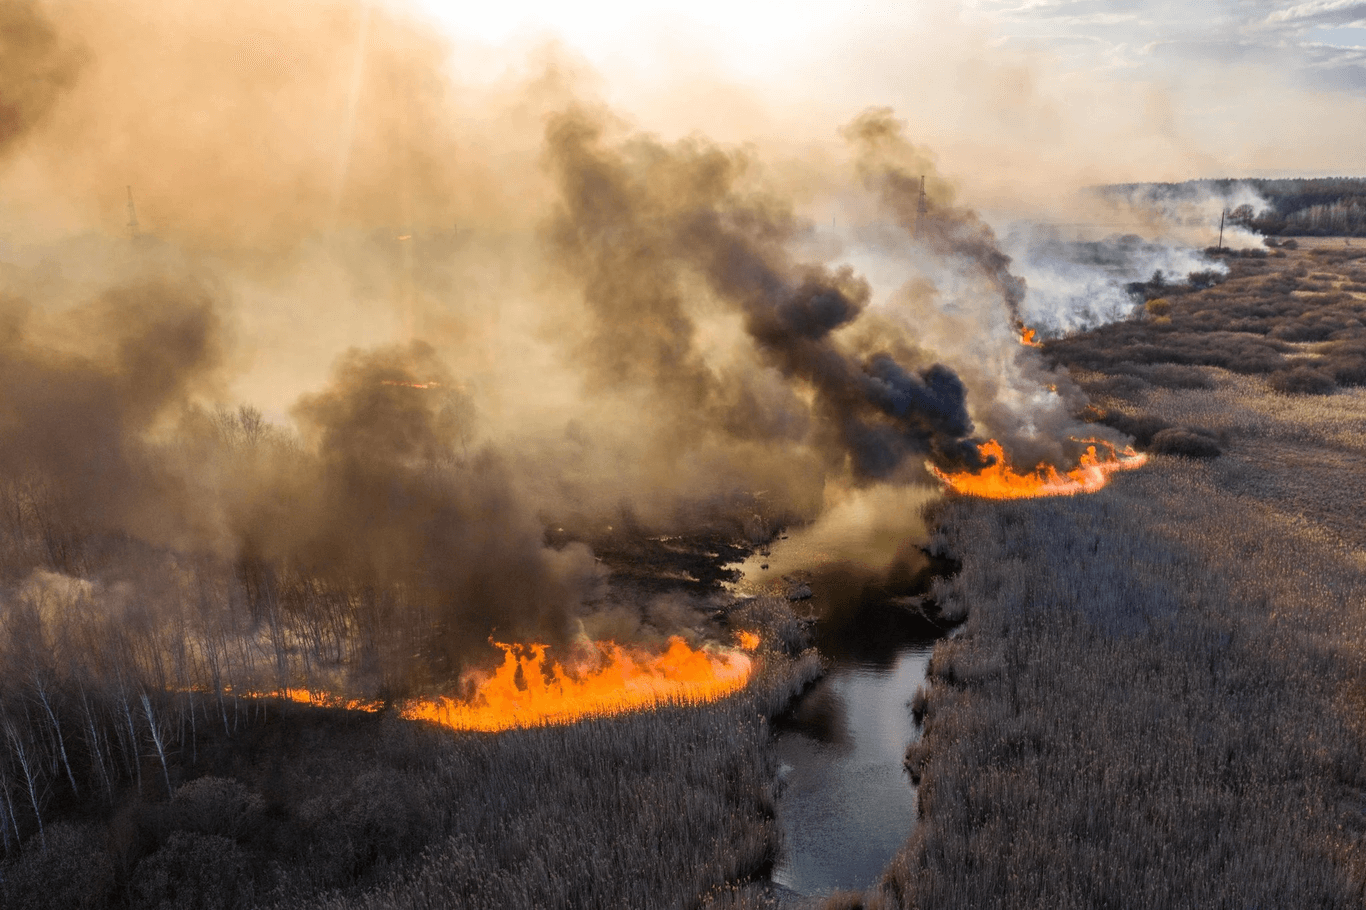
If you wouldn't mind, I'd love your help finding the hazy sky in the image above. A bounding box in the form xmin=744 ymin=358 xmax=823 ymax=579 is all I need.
xmin=410 ymin=0 xmax=1366 ymax=184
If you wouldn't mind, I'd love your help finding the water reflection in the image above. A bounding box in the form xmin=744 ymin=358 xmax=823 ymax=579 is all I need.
xmin=726 ymin=508 xmax=956 ymax=898
xmin=770 ymin=643 xmax=934 ymax=896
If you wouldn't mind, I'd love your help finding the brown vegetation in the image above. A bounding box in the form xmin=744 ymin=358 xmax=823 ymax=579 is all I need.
xmin=843 ymin=242 xmax=1366 ymax=908
xmin=0 ymin=587 xmax=819 ymax=910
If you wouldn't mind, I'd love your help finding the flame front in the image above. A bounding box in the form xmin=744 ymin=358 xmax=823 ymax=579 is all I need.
xmin=406 ymin=636 xmax=755 ymax=732
xmin=259 ymin=635 xmax=757 ymax=732
xmin=1018 ymin=326 xmax=1042 ymax=347
xmin=929 ymin=439 xmax=1147 ymax=499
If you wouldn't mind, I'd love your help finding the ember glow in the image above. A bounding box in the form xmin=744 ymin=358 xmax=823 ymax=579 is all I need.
xmin=380 ymin=379 xmax=442 ymax=389
xmin=928 ymin=439 xmax=1147 ymax=499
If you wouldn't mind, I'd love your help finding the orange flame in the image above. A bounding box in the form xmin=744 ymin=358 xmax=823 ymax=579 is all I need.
xmin=1019 ymin=326 xmax=1042 ymax=347
xmin=276 ymin=688 xmax=379 ymax=711
xmin=404 ymin=636 xmax=755 ymax=732
xmin=929 ymin=438 xmax=1147 ymax=499
xmin=257 ymin=635 xmax=758 ymax=732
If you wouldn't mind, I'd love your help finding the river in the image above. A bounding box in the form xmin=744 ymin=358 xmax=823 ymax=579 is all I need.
xmin=729 ymin=518 xmax=954 ymax=901
xmin=770 ymin=636 xmax=935 ymax=896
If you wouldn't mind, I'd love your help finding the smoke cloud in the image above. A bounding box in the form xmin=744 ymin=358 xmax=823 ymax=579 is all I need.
xmin=0 ymin=0 xmax=81 ymax=159
xmin=543 ymin=108 xmax=988 ymax=482
xmin=0 ymin=0 xmax=1167 ymax=697
xmin=847 ymin=109 xmax=1028 ymax=324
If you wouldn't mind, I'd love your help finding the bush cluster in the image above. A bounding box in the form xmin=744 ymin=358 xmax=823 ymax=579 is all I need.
xmin=1046 ymin=245 xmax=1366 ymax=397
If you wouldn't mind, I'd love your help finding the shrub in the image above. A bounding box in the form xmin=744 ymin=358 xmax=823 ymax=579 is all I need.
xmin=1326 ymin=355 xmax=1366 ymax=386
xmin=1268 ymin=366 xmax=1336 ymax=394
xmin=0 ymin=823 xmax=116 ymax=910
xmin=731 ymin=595 xmax=811 ymax=656
xmin=131 ymin=831 xmax=256 ymax=910
xmin=166 ymin=777 xmax=264 ymax=842
xmin=1091 ymin=410 xmax=1171 ymax=447
xmin=1083 ymin=373 xmax=1151 ymax=398
xmin=1149 ymin=428 xmax=1223 ymax=458
xmin=1146 ymin=364 xmax=1214 ymax=389
xmin=903 ymin=739 xmax=931 ymax=785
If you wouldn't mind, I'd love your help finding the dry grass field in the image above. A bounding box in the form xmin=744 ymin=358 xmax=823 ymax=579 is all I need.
xmin=844 ymin=241 xmax=1366 ymax=908
xmin=8 ymin=239 xmax=1366 ymax=910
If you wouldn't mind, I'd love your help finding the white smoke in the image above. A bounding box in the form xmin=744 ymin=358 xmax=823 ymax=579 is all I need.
xmin=1003 ymin=226 xmax=1226 ymax=336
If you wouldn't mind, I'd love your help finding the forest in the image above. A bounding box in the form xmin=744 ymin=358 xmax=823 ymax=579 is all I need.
xmin=1104 ymin=178 xmax=1366 ymax=237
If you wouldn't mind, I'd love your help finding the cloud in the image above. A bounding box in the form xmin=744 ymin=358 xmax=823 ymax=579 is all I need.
xmin=1266 ymin=0 xmax=1366 ymax=26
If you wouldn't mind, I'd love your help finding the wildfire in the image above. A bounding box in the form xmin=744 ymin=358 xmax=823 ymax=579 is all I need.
xmin=1018 ymin=326 xmax=1042 ymax=347
xmin=277 ymin=688 xmax=379 ymax=712
xmin=381 ymin=379 xmax=441 ymax=389
xmin=406 ymin=636 xmax=755 ymax=732
xmin=260 ymin=633 xmax=759 ymax=733
xmin=929 ymin=438 xmax=1147 ymax=499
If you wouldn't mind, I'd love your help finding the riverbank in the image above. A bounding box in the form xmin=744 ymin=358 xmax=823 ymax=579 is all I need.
xmin=862 ymin=362 xmax=1366 ymax=900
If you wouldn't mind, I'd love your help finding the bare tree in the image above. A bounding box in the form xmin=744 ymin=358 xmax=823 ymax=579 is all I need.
xmin=2 ymin=713 xmax=45 ymax=850
xmin=31 ymin=673 xmax=77 ymax=795
xmin=140 ymin=692 xmax=173 ymax=798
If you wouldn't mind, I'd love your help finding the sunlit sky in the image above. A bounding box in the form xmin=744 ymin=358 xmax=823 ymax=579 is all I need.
xmin=409 ymin=0 xmax=1366 ymax=182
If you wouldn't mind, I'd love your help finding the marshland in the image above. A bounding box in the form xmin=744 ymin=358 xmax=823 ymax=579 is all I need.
xmin=6 ymin=1 xmax=1366 ymax=908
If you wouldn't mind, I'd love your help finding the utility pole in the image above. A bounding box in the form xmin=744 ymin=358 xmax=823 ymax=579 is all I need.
xmin=125 ymin=186 xmax=140 ymax=239
xmin=1218 ymin=209 xmax=1226 ymax=250
xmin=915 ymin=175 xmax=927 ymax=239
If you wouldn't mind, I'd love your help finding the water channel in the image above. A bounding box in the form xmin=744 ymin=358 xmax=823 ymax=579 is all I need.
xmin=730 ymin=518 xmax=954 ymax=901
xmin=770 ymin=636 xmax=935 ymax=896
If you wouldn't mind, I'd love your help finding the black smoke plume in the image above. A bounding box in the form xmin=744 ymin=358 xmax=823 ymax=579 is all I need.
xmin=0 ymin=277 xmax=224 ymax=564
xmin=847 ymin=108 xmax=1027 ymax=322
xmin=545 ymin=109 xmax=989 ymax=481
xmin=0 ymin=0 xmax=1143 ymax=718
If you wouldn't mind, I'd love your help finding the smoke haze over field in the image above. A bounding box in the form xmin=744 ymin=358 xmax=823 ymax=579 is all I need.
xmin=0 ymin=0 xmax=1219 ymax=690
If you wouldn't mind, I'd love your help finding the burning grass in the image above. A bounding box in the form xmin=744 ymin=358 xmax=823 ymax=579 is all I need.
xmin=403 ymin=635 xmax=758 ymax=732
xmin=927 ymin=438 xmax=1147 ymax=499
xmin=261 ymin=634 xmax=760 ymax=733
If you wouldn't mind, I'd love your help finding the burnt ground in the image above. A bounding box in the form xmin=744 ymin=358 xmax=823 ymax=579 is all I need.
xmin=549 ymin=516 xmax=963 ymax=668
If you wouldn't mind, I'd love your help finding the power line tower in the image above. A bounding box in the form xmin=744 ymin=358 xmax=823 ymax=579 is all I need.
xmin=126 ymin=185 xmax=140 ymax=239
xmin=915 ymin=175 xmax=927 ymax=238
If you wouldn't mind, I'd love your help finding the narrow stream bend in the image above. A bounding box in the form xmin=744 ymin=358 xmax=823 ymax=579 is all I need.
xmin=734 ymin=543 xmax=958 ymax=900
xmin=770 ymin=635 xmax=935 ymax=895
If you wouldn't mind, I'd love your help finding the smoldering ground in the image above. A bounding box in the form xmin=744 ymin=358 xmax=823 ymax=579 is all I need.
xmin=0 ymin=0 xmax=1145 ymax=701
